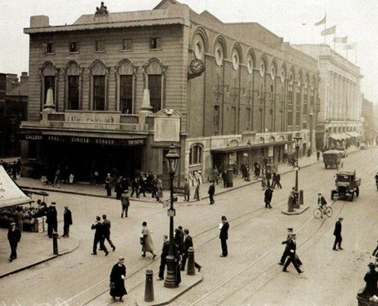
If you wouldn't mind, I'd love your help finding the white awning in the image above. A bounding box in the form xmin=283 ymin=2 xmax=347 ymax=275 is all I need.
xmin=329 ymin=133 xmax=343 ymax=140
xmin=346 ymin=132 xmax=361 ymax=138
xmin=0 ymin=165 xmax=32 ymax=208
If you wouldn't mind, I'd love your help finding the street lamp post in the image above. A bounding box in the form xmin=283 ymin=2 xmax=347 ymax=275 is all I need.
xmin=293 ymin=133 xmax=302 ymax=208
xmin=164 ymin=144 xmax=180 ymax=288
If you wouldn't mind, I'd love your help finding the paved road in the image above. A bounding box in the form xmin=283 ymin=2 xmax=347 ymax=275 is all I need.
xmin=0 ymin=147 xmax=377 ymax=306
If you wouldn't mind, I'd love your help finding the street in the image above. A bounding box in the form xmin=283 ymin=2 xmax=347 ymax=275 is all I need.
xmin=1 ymin=147 xmax=378 ymax=306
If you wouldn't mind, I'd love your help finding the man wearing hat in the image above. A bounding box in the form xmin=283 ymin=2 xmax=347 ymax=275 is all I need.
xmin=46 ymin=202 xmax=58 ymax=238
xmin=282 ymin=233 xmax=303 ymax=274
xmin=219 ymin=216 xmax=229 ymax=257
xmin=62 ymin=206 xmax=72 ymax=238
xmin=8 ymin=222 xmax=21 ymax=262
xmin=157 ymin=235 xmax=169 ymax=281
xmin=317 ymin=193 xmax=327 ymax=214
xmin=279 ymin=228 xmax=293 ymax=265
xmin=359 ymin=262 xmax=378 ymax=297
xmin=120 ymin=189 xmax=130 ymax=218
xmin=333 ymin=217 xmax=343 ymax=251
xmin=110 ymin=257 xmax=127 ymax=301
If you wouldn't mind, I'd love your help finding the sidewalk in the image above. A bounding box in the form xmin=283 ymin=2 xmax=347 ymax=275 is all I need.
xmin=0 ymin=230 xmax=79 ymax=279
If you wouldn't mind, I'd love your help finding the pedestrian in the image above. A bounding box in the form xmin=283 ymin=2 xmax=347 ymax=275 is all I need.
xmin=15 ymin=206 xmax=23 ymax=233
xmin=105 ymin=173 xmax=113 ymax=197
xmin=184 ymin=178 xmax=190 ymax=201
xmin=181 ymin=229 xmax=201 ymax=272
xmin=141 ymin=221 xmax=156 ymax=259
xmin=174 ymin=226 xmax=184 ymax=254
xmin=62 ymin=206 xmax=72 ymax=238
xmin=115 ymin=178 xmax=123 ymax=200
xmin=151 ymin=175 xmax=158 ymax=199
xmin=275 ymin=172 xmax=282 ymax=189
xmin=138 ymin=174 xmax=147 ymax=197
xmin=130 ymin=178 xmax=139 ymax=198
xmin=91 ymin=216 xmax=108 ymax=256
xmin=261 ymin=174 xmax=267 ymax=190
xmin=359 ymin=262 xmax=378 ymax=297
xmin=46 ymin=202 xmax=58 ymax=238
xmin=11 ymin=162 xmax=18 ymax=180
xmin=53 ymin=168 xmax=60 ymax=188
xmin=333 ymin=217 xmax=343 ymax=251
xmin=208 ymin=181 xmax=215 ymax=204
xmin=110 ymin=257 xmax=127 ymax=302
xmin=279 ymin=227 xmax=294 ymax=265
xmin=212 ymin=167 xmax=219 ymax=185
xmin=288 ymin=187 xmax=296 ymax=208
xmin=156 ymin=177 xmax=163 ymax=203
xmin=316 ymin=150 xmax=321 ymax=161
xmin=8 ymin=222 xmax=21 ymax=262
xmin=264 ymin=186 xmax=273 ymax=209
xmin=16 ymin=158 xmax=21 ymax=175
xmin=102 ymin=214 xmax=116 ymax=252
xmin=266 ymin=170 xmax=272 ymax=188
xmin=219 ymin=216 xmax=229 ymax=257
xmin=157 ymin=235 xmax=169 ymax=281
xmin=120 ymin=190 xmax=130 ymax=218
xmin=282 ymin=233 xmax=303 ymax=274
xmin=372 ymin=241 xmax=378 ymax=261
xmin=194 ymin=178 xmax=200 ymax=201
xmin=222 ymin=170 xmax=228 ymax=188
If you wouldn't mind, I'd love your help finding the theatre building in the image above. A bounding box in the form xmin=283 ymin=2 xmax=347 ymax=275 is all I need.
xmin=20 ymin=0 xmax=319 ymax=184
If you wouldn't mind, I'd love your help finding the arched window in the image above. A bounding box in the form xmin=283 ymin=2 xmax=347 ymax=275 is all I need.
xmin=115 ymin=59 xmax=138 ymax=114
xmin=189 ymin=144 xmax=203 ymax=165
xmin=89 ymin=60 xmax=110 ymax=111
xmin=142 ymin=58 xmax=168 ymax=113
xmin=64 ymin=61 xmax=83 ymax=110
xmin=288 ymin=71 xmax=294 ymax=126
xmin=39 ymin=61 xmax=59 ymax=111
xmin=214 ymin=40 xmax=225 ymax=67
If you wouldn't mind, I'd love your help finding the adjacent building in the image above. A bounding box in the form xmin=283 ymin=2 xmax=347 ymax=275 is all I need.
xmin=362 ymin=97 xmax=375 ymax=145
xmin=20 ymin=0 xmax=319 ymax=184
xmin=293 ymin=44 xmax=363 ymax=149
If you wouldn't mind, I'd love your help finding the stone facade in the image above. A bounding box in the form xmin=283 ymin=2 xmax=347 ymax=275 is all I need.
xmin=362 ymin=97 xmax=375 ymax=144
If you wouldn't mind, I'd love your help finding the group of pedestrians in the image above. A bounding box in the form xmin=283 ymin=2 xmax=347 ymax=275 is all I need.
xmin=91 ymin=214 xmax=116 ymax=256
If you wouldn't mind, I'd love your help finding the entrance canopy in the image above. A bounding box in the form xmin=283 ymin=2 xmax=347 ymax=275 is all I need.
xmin=211 ymin=141 xmax=292 ymax=153
xmin=0 ymin=165 xmax=32 ymax=208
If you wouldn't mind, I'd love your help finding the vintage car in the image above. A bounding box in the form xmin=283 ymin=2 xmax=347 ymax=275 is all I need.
xmin=322 ymin=150 xmax=343 ymax=170
xmin=331 ymin=170 xmax=361 ymax=202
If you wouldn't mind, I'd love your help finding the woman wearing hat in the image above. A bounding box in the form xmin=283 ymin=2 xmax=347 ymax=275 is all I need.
xmin=110 ymin=257 xmax=127 ymax=301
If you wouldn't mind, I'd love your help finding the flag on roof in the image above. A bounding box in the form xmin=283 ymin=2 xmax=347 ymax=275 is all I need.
xmin=321 ymin=25 xmax=336 ymax=36
xmin=314 ymin=15 xmax=326 ymax=26
xmin=333 ymin=36 xmax=348 ymax=44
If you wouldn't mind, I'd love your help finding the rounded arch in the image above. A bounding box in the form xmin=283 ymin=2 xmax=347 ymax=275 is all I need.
xmin=258 ymin=137 xmax=265 ymax=144
xmin=40 ymin=61 xmax=59 ymax=76
xmin=231 ymin=42 xmax=243 ymax=63
xmin=280 ymin=62 xmax=287 ymax=83
xmin=269 ymin=136 xmax=275 ymax=143
xmin=213 ymin=34 xmax=228 ymax=58
xmin=279 ymin=135 xmax=285 ymax=142
xmin=289 ymin=65 xmax=296 ymax=82
xmin=297 ymin=68 xmax=303 ymax=84
xmin=259 ymin=53 xmax=268 ymax=78
xmin=246 ymin=48 xmax=256 ymax=75
xmin=270 ymin=57 xmax=278 ymax=80
xmin=189 ymin=143 xmax=204 ymax=166
xmin=229 ymin=139 xmax=239 ymax=147
xmin=142 ymin=57 xmax=168 ymax=75
xmin=192 ymin=26 xmax=209 ymax=54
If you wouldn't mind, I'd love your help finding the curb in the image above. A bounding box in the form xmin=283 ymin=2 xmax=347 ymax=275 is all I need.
xmin=281 ymin=206 xmax=310 ymax=215
xmin=0 ymin=238 xmax=80 ymax=279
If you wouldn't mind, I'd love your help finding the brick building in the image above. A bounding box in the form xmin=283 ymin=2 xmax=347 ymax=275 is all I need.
xmin=20 ymin=0 xmax=319 ymax=184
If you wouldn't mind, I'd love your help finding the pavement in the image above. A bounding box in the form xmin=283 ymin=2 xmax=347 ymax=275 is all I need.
xmin=0 ymin=146 xmax=362 ymax=304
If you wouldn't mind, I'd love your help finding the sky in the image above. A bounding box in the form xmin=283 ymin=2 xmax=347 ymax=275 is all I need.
xmin=1 ymin=0 xmax=377 ymax=102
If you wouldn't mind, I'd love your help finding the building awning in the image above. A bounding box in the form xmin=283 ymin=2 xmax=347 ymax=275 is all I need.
xmin=346 ymin=132 xmax=361 ymax=138
xmin=329 ymin=134 xmax=343 ymax=140
xmin=211 ymin=141 xmax=292 ymax=154
xmin=0 ymin=165 xmax=32 ymax=208
xmin=340 ymin=133 xmax=351 ymax=139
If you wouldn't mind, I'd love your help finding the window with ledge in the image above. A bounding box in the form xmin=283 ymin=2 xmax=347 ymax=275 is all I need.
xmin=40 ymin=62 xmax=58 ymax=113
xmin=120 ymin=75 xmax=133 ymax=114
xmin=69 ymin=42 xmax=79 ymax=53
xmin=123 ymin=39 xmax=133 ymax=51
xmin=43 ymin=43 xmax=55 ymax=54
xmin=150 ymin=38 xmax=161 ymax=50
xmin=189 ymin=144 xmax=203 ymax=165
xmin=95 ymin=40 xmax=105 ymax=52
xmin=67 ymin=76 xmax=79 ymax=110
xmin=93 ymin=76 xmax=105 ymax=110
xmin=149 ymin=75 xmax=162 ymax=113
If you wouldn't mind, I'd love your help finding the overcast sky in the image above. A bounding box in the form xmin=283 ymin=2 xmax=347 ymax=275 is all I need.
xmin=1 ymin=0 xmax=377 ymax=102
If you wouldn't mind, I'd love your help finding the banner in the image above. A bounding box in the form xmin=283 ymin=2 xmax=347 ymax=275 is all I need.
xmin=333 ymin=36 xmax=348 ymax=44
xmin=344 ymin=42 xmax=357 ymax=50
xmin=321 ymin=25 xmax=336 ymax=36
xmin=314 ymin=15 xmax=326 ymax=26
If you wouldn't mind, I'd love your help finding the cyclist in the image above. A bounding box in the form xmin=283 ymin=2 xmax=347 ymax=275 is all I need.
xmin=317 ymin=193 xmax=327 ymax=217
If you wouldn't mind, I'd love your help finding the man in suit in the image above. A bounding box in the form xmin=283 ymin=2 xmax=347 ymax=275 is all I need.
xmin=174 ymin=226 xmax=184 ymax=254
xmin=360 ymin=262 xmax=378 ymax=297
xmin=279 ymin=227 xmax=293 ymax=265
xmin=157 ymin=235 xmax=169 ymax=281
xmin=181 ymin=229 xmax=201 ymax=272
xmin=333 ymin=217 xmax=343 ymax=250
xmin=46 ymin=202 xmax=58 ymax=238
xmin=102 ymin=214 xmax=116 ymax=252
xmin=91 ymin=216 xmax=108 ymax=256
xmin=120 ymin=190 xmax=130 ymax=218
xmin=62 ymin=206 xmax=72 ymax=238
xmin=208 ymin=181 xmax=215 ymax=205
xmin=282 ymin=234 xmax=303 ymax=274
xmin=264 ymin=186 xmax=273 ymax=209
xmin=220 ymin=216 xmax=229 ymax=257
xmin=8 ymin=222 xmax=21 ymax=262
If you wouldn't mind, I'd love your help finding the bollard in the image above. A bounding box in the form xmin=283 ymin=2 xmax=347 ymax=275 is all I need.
xmin=299 ymin=189 xmax=304 ymax=205
xmin=287 ymin=197 xmax=294 ymax=212
xmin=187 ymin=247 xmax=195 ymax=275
xmin=144 ymin=270 xmax=154 ymax=302
xmin=293 ymin=192 xmax=300 ymax=209
xmin=52 ymin=231 xmax=59 ymax=255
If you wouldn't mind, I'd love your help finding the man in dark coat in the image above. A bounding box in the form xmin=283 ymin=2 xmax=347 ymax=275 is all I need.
xmin=157 ymin=235 xmax=169 ymax=280
xmin=220 ymin=216 xmax=229 ymax=257
xmin=174 ymin=226 xmax=184 ymax=254
xmin=46 ymin=202 xmax=58 ymax=238
xmin=102 ymin=214 xmax=116 ymax=251
xmin=120 ymin=190 xmax=130 ymax=218
xmin=181 ymin=229 xmax=201 ymax=272
xmin=360 ymin=262 xmax=378 ymax=297
xmin=62 ymin=206 xmax=72 ymax=238
xmin=110 ymin=257 xmax=127 ymax=301
xmin=114 ymin=178 xmax=123 ymax=200
xmin=8 ymin=222 xmax=21 ymax=262
xmin=222 ymin=171 xmax=228 ymax=188
xmin=282 ymin=234 xmax=303 ymax=273
xmin=264 ymin=187 xmax=273 ymax=209
xmin=333 ymin=217 xmax=343 ymax=250
xmin=91 ymin=216 xmax=108 ymax=256
xmin=279 ymin=228 xmax=293 ymax=265
xmin=208 ymin=181 xmax=215 ymax=205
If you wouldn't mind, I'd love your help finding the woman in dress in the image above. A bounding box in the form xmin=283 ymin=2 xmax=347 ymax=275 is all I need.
xmin=141 ymin=221 xmax=156 ymax=259
xmin=110 ymin=257 xmax=127 ymax=302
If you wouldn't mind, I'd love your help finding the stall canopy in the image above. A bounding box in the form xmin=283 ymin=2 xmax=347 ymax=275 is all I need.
xmin=0 ymin=165 xmax=31 ymax=208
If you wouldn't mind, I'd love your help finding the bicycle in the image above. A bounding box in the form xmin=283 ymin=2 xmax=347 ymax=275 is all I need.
xmin=313 ymin=205 xmax=333 ymax=219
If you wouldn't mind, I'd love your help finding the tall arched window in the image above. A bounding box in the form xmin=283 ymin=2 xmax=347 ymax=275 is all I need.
xmin=115 ymin=59 xmax=138 ymax=114
xmin=89 ymin=60 xmax=110 ymax=111
xmin=39 ymin=61 xmax=59 ymax=111
xmin=142 ymin=58 xmax=168 ymax=113
xmin=64 ymin=61 xmax=83 ymax=110
xmin=288 ymin=71 xmax=294 ymax=126
xmin=189 ymin=144 xmax=203 ymax=165
xmin=296 ymin=74 xmax=302 ymax=126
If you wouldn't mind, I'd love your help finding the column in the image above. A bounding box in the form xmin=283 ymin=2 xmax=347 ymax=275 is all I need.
xmin=332 ymin=73 xmax=337 ymax=120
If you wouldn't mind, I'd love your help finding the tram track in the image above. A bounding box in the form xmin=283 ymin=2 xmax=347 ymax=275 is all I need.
xmin=60 ymin=148 xmax=377 ymax=306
